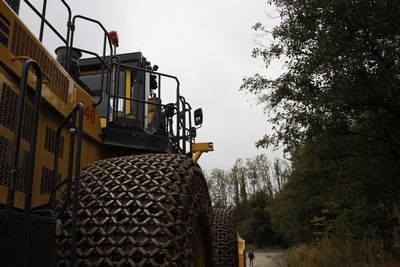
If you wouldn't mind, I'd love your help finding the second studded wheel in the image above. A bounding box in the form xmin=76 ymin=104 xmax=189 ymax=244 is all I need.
xmin=213 ymin=208 xmax=239 ymax=267
xmin=56 ymin=154 xmax=214 ymax=266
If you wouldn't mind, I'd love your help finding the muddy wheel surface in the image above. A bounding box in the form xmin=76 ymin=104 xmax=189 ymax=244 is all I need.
xmin=213 ymin=208 xmax=238 ymax=267
xmin=56 ymin=154 xmax=214 ymax=266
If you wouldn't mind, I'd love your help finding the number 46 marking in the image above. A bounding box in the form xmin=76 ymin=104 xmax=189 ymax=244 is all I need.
xmin=84 ymin=106 xmax=96 ymax=124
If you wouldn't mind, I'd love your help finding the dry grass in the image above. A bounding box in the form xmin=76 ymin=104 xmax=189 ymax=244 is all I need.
xmin=266 ymin=254 xmax=287 ymax=267
xmin=284 ymin=238 xmax=400 ymax=267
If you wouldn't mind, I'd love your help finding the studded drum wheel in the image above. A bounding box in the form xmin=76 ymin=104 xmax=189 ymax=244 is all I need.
xmin=56 ymin=154 xmax=214 ymax=266
xmin=213 ymin=208 xmax=238 ymax=267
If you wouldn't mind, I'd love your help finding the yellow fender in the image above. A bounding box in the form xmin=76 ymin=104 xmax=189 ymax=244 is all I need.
xmin=238 ymin=233 xmax=246 ymax=267
xmin=192 ymin=142 xmax=214 ymax=162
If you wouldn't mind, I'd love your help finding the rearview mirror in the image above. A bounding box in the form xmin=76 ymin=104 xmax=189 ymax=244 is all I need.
xmin=194 ymin=108 xmax=203 ymax=126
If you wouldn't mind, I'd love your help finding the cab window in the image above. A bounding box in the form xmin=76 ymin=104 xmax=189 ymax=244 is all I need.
xmin=79 ymin=71 xmax=126 ymax=117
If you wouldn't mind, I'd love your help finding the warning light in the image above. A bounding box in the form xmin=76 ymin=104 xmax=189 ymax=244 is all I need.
xmin=109 ymin=31 xmax=119 ymax=47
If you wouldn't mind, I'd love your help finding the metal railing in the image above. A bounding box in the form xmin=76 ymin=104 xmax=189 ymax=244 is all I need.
xmin=21 ymin=0 xmax=114 ymax=99
xmin=108 ymin=62 xmax=195 ymax=154
xmin=23 ymin=0 xmax=71 ymax=45
xmin=0 ymin=59 xmax=42 ymax=232
xmin=19 ymin=0 xmax=195 ymax=155
xmin=67 ymin=15 xmax=113 ymax=80
xmin=0 ymin=59 xmax=43 ymax=266
xmin=49 ymin=103 xmax=84 ymax=267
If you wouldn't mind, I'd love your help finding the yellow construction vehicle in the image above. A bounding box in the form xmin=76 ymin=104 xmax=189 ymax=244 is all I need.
xmin=0 ymin=0 xmax=240 ymax=266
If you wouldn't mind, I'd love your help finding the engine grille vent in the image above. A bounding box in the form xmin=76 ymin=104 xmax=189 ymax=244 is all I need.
xmin=0 ymin=11 xmax=10 ymax=47
xmin=40 ymin=166 xmax=60 ymax=195
xmin=0 ymin=82 xmax=17 ymax=132
xmin=10 ymin=21 xmax=69 ymax=103
xmin=0 ymin=82 xmax=33 ymax=143
xmin=0 ymin=135 xmax=30 ymax=193
xmin=0 ymin=135 xmax=11 ymax=187
xmin=44 ymin=126 xmax=64 ymax=158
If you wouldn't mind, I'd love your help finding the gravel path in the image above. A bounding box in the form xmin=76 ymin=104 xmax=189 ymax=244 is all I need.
xmin=245 ymin=249 xmax=286 ymax=267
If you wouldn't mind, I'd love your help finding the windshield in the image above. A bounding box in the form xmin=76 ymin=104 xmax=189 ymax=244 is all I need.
xmin=79 ymin=71 xmax=126 ymax=117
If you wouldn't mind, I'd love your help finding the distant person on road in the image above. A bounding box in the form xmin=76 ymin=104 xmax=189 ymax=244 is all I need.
xmin=249 ymin=251 xmax=255 ymax=266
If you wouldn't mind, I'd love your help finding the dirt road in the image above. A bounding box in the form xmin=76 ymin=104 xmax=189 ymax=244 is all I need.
xmin=245 ymin=249 xmax=286 ymax=267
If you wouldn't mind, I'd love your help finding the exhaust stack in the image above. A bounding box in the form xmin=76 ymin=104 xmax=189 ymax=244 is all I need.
xmin=55 ymin=46 xmax=82 ymax=79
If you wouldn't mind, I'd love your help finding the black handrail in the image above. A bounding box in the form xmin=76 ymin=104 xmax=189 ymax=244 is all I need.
xmin=22 ymin=0 xmax=73 ymax=75
xmin=118 ymin=63 xmax=182 ymax=149
xmin=38 ymin=0 xmax=47 ymax=42
xmin=21 ymin=61 xmax=44 ymax=265
xmin=67 ymin=15 xmax=113 ymax=91
xmin=23 ymin=0 xmax=70 ymax=45
xmin=74 ymin=48 xmax=113 ymax=107
xmin=49 ymin=103 xmax=84 ymax=267
xmin=0 ymin=60 xmax=42 ymax=235
xmin=61 ymin=0 xmax=72 ymax=50
xmin=108 ymin=94 xmax=179 ymax=112
xmin=178 ymin=96 xmax=187 ymax=153
xmin=186 ymin=102 xmax=194 ymax=154
xmin=110 ymin=56 xmax=121 ymax=123
xmin=107 ymin=62 xmax=198 ymax=154
xmin=49 ymin=104 xmax=84 ymax=214
xmin=180 ymin=96 xmax=194 ymax=154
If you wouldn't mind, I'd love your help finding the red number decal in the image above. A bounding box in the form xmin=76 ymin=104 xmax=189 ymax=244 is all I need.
xmin=90 ymin=109 xmax=95 ymax=124
xmin=84 ymin=106 xmax=96 ymax=124
xmin=84 ymin=106 xmax=90 ymax=120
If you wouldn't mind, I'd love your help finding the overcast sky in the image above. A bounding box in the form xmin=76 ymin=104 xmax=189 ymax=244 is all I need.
xmin=19 ymin=0 xmax=283 ymax=173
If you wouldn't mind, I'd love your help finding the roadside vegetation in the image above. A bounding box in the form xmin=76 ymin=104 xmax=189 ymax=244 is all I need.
xmin=285 ymin=238 xmax=399 ymax=267
xmin=208 ymin=0 xmax=400 ymax=265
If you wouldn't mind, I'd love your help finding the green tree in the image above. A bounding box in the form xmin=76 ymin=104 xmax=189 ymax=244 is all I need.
xmin=242 ymin=0 xmax=400 ymax=243
xmin=230 ymin=163 xmax=242 ymax=207
xmin=242 ymin=190 xmax=285 ymax=247
xmin=242 ymin=0 xmax=400 ymax=154
xmin=254 ymin=154 xmax=274 ymax=196
xmin=209 ymin=168 xmax=230 ymax=208
xmin=246 ymin=158 xmax=259 ymax=195
xmin=231 ymin=158 xmax=250 ymax=236
xmin=271 ymin=158 xmax=289 ymax=192
xmin=233 ymin=159 xmax=248 ymax=204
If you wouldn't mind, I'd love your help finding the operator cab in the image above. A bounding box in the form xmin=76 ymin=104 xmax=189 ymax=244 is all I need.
xmin=72 ymin=52 xmax=201 ymax=155
xmin=54 ymin=24 xmax=202 ymax=156
xmin=78 ymin=52 xmax=142 ymax=125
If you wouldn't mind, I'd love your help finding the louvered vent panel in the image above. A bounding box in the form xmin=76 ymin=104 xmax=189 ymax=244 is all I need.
xmin=1 ymin=82 xmax=33 ymax=143
xmin=40 ymin=167 xmax=60 ymax=195
xmin=22 ymin=100 xmax=33 ymax=143
xmin=0 ymin=135 xmax=29 ymax=192
xmin=10 ymin=22 xmax=68 ymax=103
xmin=15 ymin=149 xmax=30 ymax=193
xmin=0 ymin=135 xmax=11 ymax=187
xmin=44 ymin=126 xmax=64 ymax=158
xmin=0 ymin=82 xmax=17 ymax=132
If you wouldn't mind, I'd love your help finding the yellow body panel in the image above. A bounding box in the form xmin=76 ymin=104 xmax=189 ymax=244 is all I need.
xmin=125 ymin=70 xmax=132 ymax=114
xmin=192 ymin=142 xmax=214 ymax=162
xmin=238 ymin=233 xmax=246 ymax=267
xmin=0 ymin=0 xmax=107 ymax=209
xmin=192 ymin=151 xmax=203 ymax=162
xmin=192 ymin=142 xmax=214 ymax=153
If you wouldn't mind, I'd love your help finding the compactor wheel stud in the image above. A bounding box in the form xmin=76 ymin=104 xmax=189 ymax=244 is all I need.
xmin=213 ymin=208 xmax=239 ymax=267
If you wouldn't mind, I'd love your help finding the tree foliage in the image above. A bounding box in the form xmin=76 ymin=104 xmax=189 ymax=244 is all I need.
xmin=242 ymin=0 xmax=400 ymax=153
xmin=207 ymin=155 xmax=289 ymax=247
xmin=237 ymin=0 xmax=400 ymax=247
xmin=208 ymin=168 xmax=230 ymax=208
